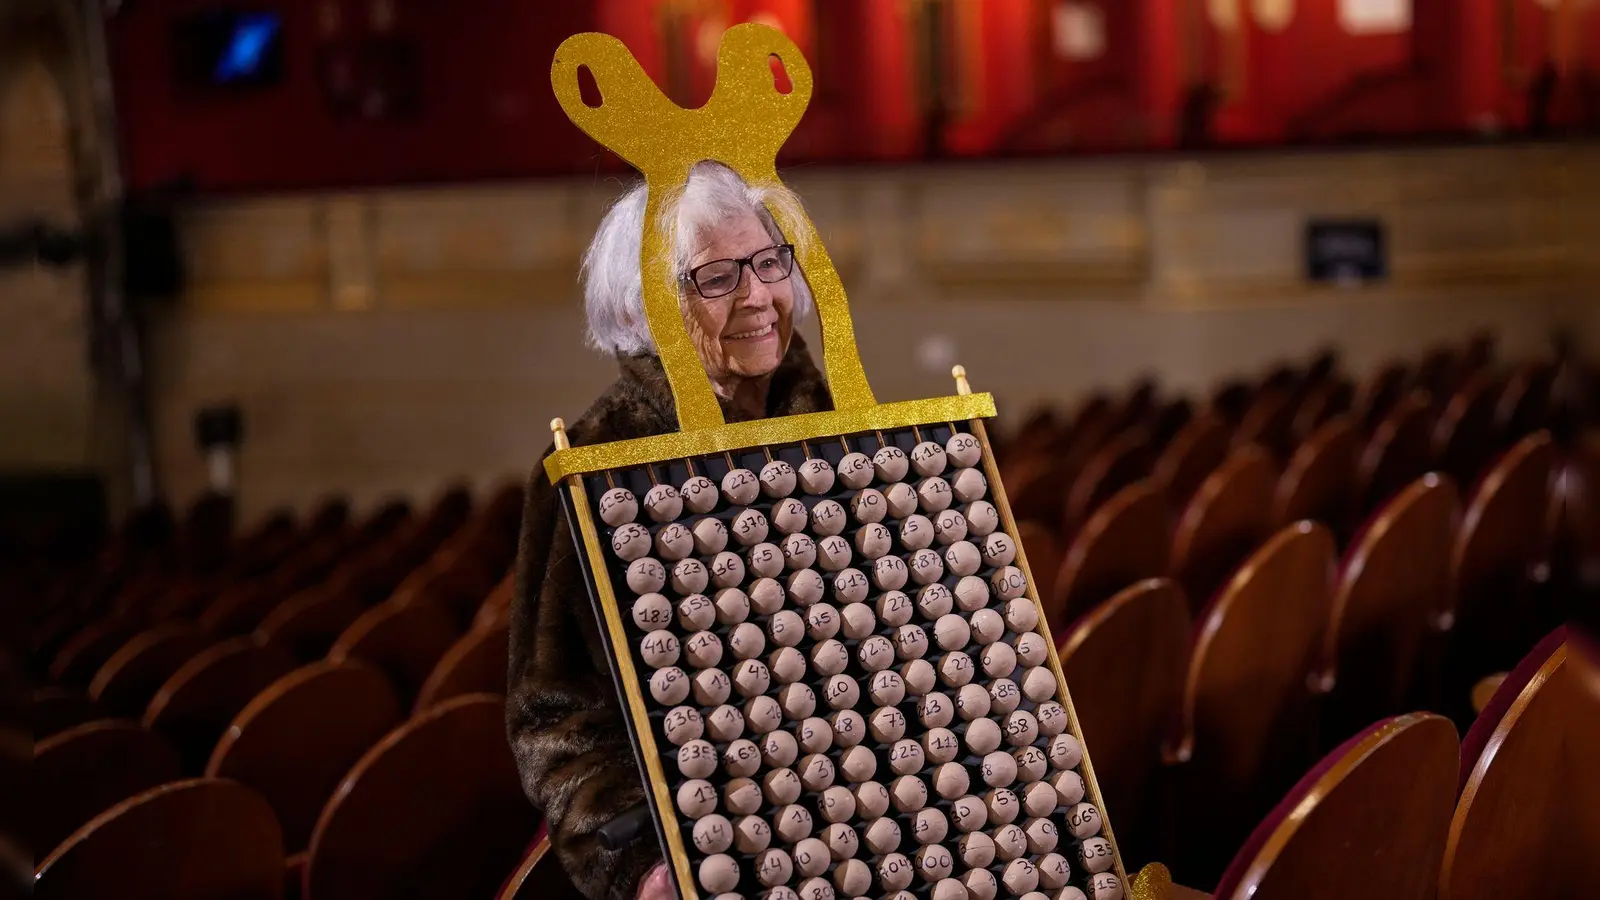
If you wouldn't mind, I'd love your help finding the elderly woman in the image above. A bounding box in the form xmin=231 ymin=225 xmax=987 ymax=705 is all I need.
xmin=507 ymin=161 xmax=832 ymax=900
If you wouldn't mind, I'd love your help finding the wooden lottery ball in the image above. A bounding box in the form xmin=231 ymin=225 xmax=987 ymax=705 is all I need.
xmin=1014 ymin=632 xmax=1048 ymax=668
xmin=822 ymin=674 xmax=859 ymax=711
xmin=770 ymin=648 xmax=807 ymax=684
xmin=963 ymin=871 xmax=999 ymax=900
xmin=1066 ymin=803 xmax=1102 ymax=839
xmin=1003 ymin=597 xmax=1039 ymax=634
xmin=964 ymin=501 xmax=1000 ymax=536
xmin=756 ymin=847 xmax=795 ymax=887
xmin=982 ymin=642 xmax=1018 ymax=680
xmin=765 ymin=768 xmax=803 ymax=806
xmin=1037 ymin=853 xmax=1072 ymax=891
xmin=806 ymin=603 xmax=840 ymax=641
xmin=681 ymin=475 xmax=719 ymax=513
xmin=872 ymin=556 xmax=909 ymax=591
xmin=779 ymin=682 xmax=817 ymax=720
xmin=915 ymin=844 xmax=954 ymax=883
xmin=982 ymin=750 xmax=1018 ymax=788
xmin=980 ymin=532 xmax=1016 ymax=568
xmin=798 ymin=716 xmax=833 ymax=755
xmin=956 ymin=683 xmax=991 ymax=720
xmin=819 ymin=785 xmax=856 ymax=825
xmin=677 ymin=778 xmax=718 ymax=818
xmin=952 ymin=795 xmax=988 ymax=833
xmin=918 ymin=583 xmax=954 ymax=619
xmin=690 ymin=519 xmax=729 ymax=557
xmin=869 ymin=706 xmax=907 ymax=743
xmin=632 ymin=593 xmax=672 ymax=631
xmin=787 ymin=569 xmax=825 ymax=607
xmin=923 ymin=727 xmax=960 ymax=765
xmin=850 ymin=488 xmax=887 ymax=524
xmin=794 ymin=837 xmax=831 ymax=878
xmin=644 ymin=484 xmax=682 ymax=523
xmin=1078 ymin=837 xmax=1114 ymax=874
xmin=854 ymin=523 xmax=892 ymax=559
xmin=726 ymin=778 xmax=764 ymax=816
xmin=911 ymin=441 xmax=948 ymax=477
xmin=909 ymin=549 xmax=945 ymax=586
xmin=932 ymin=879 xmax=968 ymax=900
xmin=966 ymin=717 xmax=1002 ymax=755
xmin=796 ymin=877 xmax=832 ymax=900
xmin=706 ymin=704 xmax=744 ymax=742
xmin=899 ymin=514 xmax=935 ymax=551
xmin=1089 ymin=873 xmax=1123 ymax=900
xmin=891 ymin=774 xmax=929 ymax=814
xmin=840 ymin=745 xmax=877 ymax=783
xmin=833 ymin=857 xmax=870 ymax=896
xmin=1037 ymin=704 xmax=1069 ymax=739
xmin=838 ymin=451 xmax=875 ymax=489
xmin=894 ymin=624 xmax=930 ymax=661
xmin=1002 ymin=710 xmax=1039 ymax=747
xmin=864 ymin=817 xmax=902 ymax=855
xmin=724 ymin=739 xmax=762 ymax=777
xmin=988 ymin=678 xmax=1021 ymax=715
xmin=766 ymin=497 xmax=806 ymax=536
xmin=932 ymin=761 xmax=969 ymax=799
xmin=917 ymin=477 xmax=953 ymax=513
xmin=817 ymin=535 xmax=853 ymax=571
xmin=811 ymin=499 xmax=848 ymax=537
xmin=710 ymin=589 xmax=749 ymax=627
xmin=810 ymin=639 xmax=848 ymax=677
xmin=992 ymin=823 xmax=1028 ymax=861
xmin=598 ymin=487 xmax=639 ymax=526
xmin=831 ymin=710 xmax=867 ymax=749
xmin=664 ymin=706 xmax=704 ymax=745
xmin=656 ymin=523 xmax=694 ymax=561
xmin=710 ymin=552 xmax=746 ymax=589
xmin=676 ymin=593 xmax=715 ymax=631
xmin=1001 ymin=858 xmax=1039 ymax=896
xmin=944 ymin=540 xmax=982 ymax=577
xmin=698 ymin=854 xmax=740 ymax=894
xmin=733 ymin=659 xmax=771 ymax=698
xmin=992 ymin=566 xmax=1027 ymax=601
xmin=917 ymin=691 xmax=955 ymax=728
xmin=732 ymin=508 xmax=770 ymax=546
xmin=1015 ymin=746 xmax=1049 ymax=783
xmin=628 ymin=558 xmax=667 ymax=595
xmin=868 ymin=670 xmax=906 ymax=707
xmin=858 ymin=635 xmax=895 ymax=672
xmin=768 ymin=609 xmax=804 ymax=648
xmin=933 ymin=616 xmax=972 ymax=655
xmin=729 ymin=623 xmax=765 ymax=660
xmin=1024 ymin=817 xmax=1059 ymax=854
xmin=718 ymin=825 xmax=764 ymax=876
xmin=1055 ymin=889 xmax=1089 ymax=900
xmin=781 ymin=533 xmax=816 ymax=570
xmin=853 ymin=780 xmax=889 ymax=818
xmin=612 ymin=523 xmax=652 ymax=562
xmin=768 ymin=887 xmax=800 ymax=900
xmin=747 ymin=542 xmax=783 ymax=579
xmin=914 ymin=811 xmax=953 ymax=848
xmin=954 ymin=576 xmax=990 ymax=612
xmin=1020 ymin=667 xmax=1055 ymax=703
xmin=833 ymin=568 xmax=870 ymax=604
xmin=722 ymin=468 xmax=760 ymax=505
xmin=745 ymin=695 xmax=783 ymax=734
xmin=640 ymin=630 xmax=680 ymax=667
xmin=1052 ymin=769 xmax=1086 ymax=807
xmin=688 ymin=670 xmax=727 ymax=713
xmin=945 ymin=431 xmax=982 ymax=468
xmin=888 ymin=738 xmax=925 ymax=776
xmin=750 ymin=578 xmax=786 ymax=614
xmin=901 ymin=659 xmax=937 ymax=696
xmin=877 ymin=853 xmax=914 ymax=892
xmin=959 ymin=831 xmax=996 ymax=868
xmin=798 ymin=457 xmax=836 ymax=495
xmin=876 ymin=590 xmax=913 ymax=627
xmin=872 ymin=444 xmax=909 ymax=481
xmin=693 ymin=812 xmax=734 ymax=854
xmin=933 ymin=509 xmax=968 ymax=545
xmin=951 ymin=468 xmax=988 ymax=504
xmin=758 ymin=460 xmax=797 ymax=498
xmin=649 ymin=666 xmax=689 ymax=705
xmin=970 ymin=608 xmax=1006 ymax=645
xmin=1048 ymin=733 xmax=1083 ymax=770
xmin=885 ymin=482 xmax=919 ymax=519
xmin=685 ymin=631 xmax=724 ymax=668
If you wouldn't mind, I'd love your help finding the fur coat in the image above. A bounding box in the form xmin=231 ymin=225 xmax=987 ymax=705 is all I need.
xmin=507 ymin=335 xmax=833 ymax=900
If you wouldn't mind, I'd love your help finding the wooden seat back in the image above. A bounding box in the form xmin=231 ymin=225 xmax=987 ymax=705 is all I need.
xmin=1063 ymin=428 xmax=1154 ymax=536
xmin=33 ymin=687 xmax=101 ymax=741
xmin=1354 ymin=362 xmax=1410 ymax=432
xmin=1151 ymin=413 xmax=1231 ymax=512
xmin=199 ymin=584 xmax=282 ymax=636
xmin=1170 ymin=447 xmax=1278 ymax=613
xmin=414 ymin=616 xmax=510 ymax=712
xmin=33 ymin=720 xmax=181 ymax=858
xmin=255 ymin=588 xmax=364 ymax=662
xmin=1431 ymin=372 xmax=1501 ymax=489
xmin=49 ymin=615 xmax=139 ymax=687
xmin=144 ymin=637 xmax=298 ymax=774
xmin=1289 ymin=378 xmax=1353 ymax=447
xmin=1493 ymin=361 xmax=1555 ymax=444
xmin=1015 ymin=521 xmax=1063 ymax=612
xmin=88 ymin=623 xmax=211 ymax=718
xmin=1235 ymin=387 xmax=1297 ymax=461
xmin=305 ymin=694 xmax=537 ymax=900
xmin=35 ymin=778 xmax=284 ymax=900
xmin=495 ymin=826 xmax=585 ymax=900
xmin=329 ymin=597 xmax=461 ymax=708
xmin=207 ymin=660 xmax=402 ymax=851
xmin=1213 ymin=712 xmax=1458 ymax=900
xmin=1050 ymin=481 xmax=1171 ymax=627
xmin=1356 ymin=392 xmax=1436 ymax=514
xmin=1273 ymin=415 xmax=1358 ymax=534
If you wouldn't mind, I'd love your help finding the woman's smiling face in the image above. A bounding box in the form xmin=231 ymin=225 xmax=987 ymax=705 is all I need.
xmin=681 ymin=212 xmax=795 ymax=391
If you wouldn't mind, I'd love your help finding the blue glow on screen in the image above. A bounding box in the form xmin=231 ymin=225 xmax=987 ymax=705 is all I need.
xmin=213 ymin=13 xmax=280 ymax=83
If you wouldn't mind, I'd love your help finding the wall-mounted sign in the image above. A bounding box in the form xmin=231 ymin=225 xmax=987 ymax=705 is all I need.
xmin=1305 ymin=218 xmax=1387 ymax=284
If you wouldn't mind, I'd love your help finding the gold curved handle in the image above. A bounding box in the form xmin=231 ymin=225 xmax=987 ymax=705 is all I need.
xmin=551 ymin=24 xmax=875 ymax=433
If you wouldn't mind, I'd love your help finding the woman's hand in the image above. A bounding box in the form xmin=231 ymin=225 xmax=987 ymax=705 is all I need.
xmin=636 ymin=862 xmax=674 ymax=900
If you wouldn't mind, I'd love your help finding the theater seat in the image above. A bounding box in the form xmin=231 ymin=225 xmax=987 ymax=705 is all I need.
xmin=33 ymin=720 xmax=181 ymax=859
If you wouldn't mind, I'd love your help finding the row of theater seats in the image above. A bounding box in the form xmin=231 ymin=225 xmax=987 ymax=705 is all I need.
xmin=986 ymin=337 xmax=1599 ymax=891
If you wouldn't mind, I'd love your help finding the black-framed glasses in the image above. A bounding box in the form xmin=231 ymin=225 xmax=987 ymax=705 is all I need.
xmin=683 ymin=244 xmax=795 ymax=300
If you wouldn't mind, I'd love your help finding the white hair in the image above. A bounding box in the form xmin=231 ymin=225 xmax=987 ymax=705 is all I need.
xmin=580 ymin=161 xmax=816 ymax=356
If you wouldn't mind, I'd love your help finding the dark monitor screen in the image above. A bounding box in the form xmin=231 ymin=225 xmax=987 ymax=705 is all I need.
xmin=172 ymin=9 xmax=285 ymax=89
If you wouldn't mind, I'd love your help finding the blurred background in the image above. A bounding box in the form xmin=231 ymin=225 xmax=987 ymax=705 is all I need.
xmin=3 ymin=1 xmax=1598 ymax=898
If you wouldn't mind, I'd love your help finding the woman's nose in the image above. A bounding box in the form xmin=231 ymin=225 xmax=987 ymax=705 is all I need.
xmin=737 ymin=266 xmax=774 ymax=308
